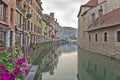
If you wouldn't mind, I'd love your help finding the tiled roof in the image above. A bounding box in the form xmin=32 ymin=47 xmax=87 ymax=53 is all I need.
xmin=77 ymin=0 xmax=98 ymax=17
xmin=82 ymin=0 xmax=98 ymax=7
xmin=87 ymin=8 xmax=120 ymax=31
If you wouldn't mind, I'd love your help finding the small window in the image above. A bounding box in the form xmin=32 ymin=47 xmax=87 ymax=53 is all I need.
xmin=91 ymin=13 xmax=95 ymax=24
xmin=10 ymin=8 xmax=13 ymax=23
xmin=104 ymin=32 xmax=107 ymax=42
xmin=95 ymin=34 xmax=98 ymax=41
xmin=103 ymin=69 xmax=106 ymax=77
xmin=89 ymin=35 xmax=91 ymax=41
xmin=117 ymin=31 xmax=120 ymax=42
xmin=95 ymin=64 xmax=97 ymax=71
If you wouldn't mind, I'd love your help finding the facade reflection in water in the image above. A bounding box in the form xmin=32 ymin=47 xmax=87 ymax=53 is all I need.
xmin=78 ymin=48 xmax=120 ymax=80
xmin=33 ymin=44 xmax=77 ymax=80
xmin=34 ymin=45 xmax=61 ymax=80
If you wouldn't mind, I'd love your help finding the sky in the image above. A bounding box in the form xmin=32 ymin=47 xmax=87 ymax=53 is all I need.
xmin=41 ymin=0 xmax=89 ymax=28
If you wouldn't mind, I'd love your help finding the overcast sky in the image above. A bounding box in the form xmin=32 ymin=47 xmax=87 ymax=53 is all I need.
xmin=41 ymin=0 xmax=89 ymax=28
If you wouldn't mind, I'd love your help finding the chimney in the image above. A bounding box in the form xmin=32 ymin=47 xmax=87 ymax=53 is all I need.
xmin=50 ymin=12 xmax=54 ymax=19
xmin=98 ymin=6 xmax=103 ymax=24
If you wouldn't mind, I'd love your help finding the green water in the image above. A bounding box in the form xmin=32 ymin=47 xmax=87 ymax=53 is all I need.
xmin=33 ymin=44 xmax=77 ymax=80
xmin=78 ymin=48 xmax=120 ymax=80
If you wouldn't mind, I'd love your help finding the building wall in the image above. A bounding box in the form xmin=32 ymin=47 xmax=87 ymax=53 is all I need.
xmin=78 ymin=0 xmax=120 ymax=58
xmin=0 ymin=0 xmax=16 ymax=48
xmin=85 ymin=26 xmax=120 ymax=57
xmin=28 ymin=0 xmax=42 ymax=44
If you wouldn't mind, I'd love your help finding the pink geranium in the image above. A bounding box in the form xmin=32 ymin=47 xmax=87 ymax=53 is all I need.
xmin=8 ymin=58 xmax=13 ymax=63
xmin=0 ymin=47 xmax=3 ymax=53
xmin=0 ymin=64 xmax=5 ymax=72
xmin=25 ymin=69 xmax=29 ymax=76
xmin=1 ymin=71 xmax=11 ymax=80
xmin=7 ymin=48 xmax=12 ymax=53
xmin=16 ymin=58 xmax=26 ymax=66
xmin=13 ymin=67 xmax=21 ymax=76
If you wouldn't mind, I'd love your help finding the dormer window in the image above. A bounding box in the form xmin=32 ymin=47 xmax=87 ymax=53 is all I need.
xmin=91 ymin=13 xmax=95 ymax=25
xmin=98 ymin=6 xmax=103 ymax=24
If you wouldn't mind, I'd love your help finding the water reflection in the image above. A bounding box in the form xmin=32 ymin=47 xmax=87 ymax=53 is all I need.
xmin=34 ymin=44 xmax=77 ymax=80
xmin=60 ymin=44 xmax=77 ymax=53
xmin=78 ymin=48 xmax=120 ymax=80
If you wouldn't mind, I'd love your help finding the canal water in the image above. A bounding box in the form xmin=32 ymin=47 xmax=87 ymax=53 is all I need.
xmin=33 ymin=44 xmax=120 ymax=80
xmin=78 ymin=47 xmax=120 ymax=80
xmin=33 ymin=44 xmax=77 ymax=80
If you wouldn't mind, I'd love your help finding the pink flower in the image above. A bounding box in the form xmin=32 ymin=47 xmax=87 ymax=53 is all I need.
xmin=0 ymin=47 xmax=3 ymax=53
xmin=13 ymin=67 xmax=21 ymax=76
xmin=1 ymin=71 xmax=11 ymax=80
xmin=25 ymin=69 xmax=29 ymax=76
xmin=7 ymin=48 xmax=12 ymax=53
xmin=0 ymin=64 xmax=5 ymax=72
xmin=8 ymin=58 xmax=13 ymax=63
xmin=27 ymin=60 xmax=31 ymax=64
xmin=16 ymin=58 xmax=26 ymax=66
xmin=15 ymin=54 xmax=18 ymax=58
xmin=9 ymin=74 xmax=15 ymax=80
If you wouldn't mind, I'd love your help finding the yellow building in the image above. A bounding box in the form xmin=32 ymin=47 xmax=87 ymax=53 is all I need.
xmin=28 ymin=0 xmax=43 ymax=45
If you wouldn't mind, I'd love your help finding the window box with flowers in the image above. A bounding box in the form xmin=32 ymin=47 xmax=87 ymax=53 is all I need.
xmin=0 ymin=47 xmax=30 ymax=80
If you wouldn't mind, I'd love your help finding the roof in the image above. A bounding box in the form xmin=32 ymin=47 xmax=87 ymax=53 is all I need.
xmin=77 ymin=0 xmax=98 ymax=17
xmin=36 ymin=0 xmax=43 ymax=10
xmin=87 ymin=8 xmax=120 ymax=31
xmin=82 ymin=0 xmax=98 ymax=7
xmin=42 ymin=14 xmax=53 ymax=26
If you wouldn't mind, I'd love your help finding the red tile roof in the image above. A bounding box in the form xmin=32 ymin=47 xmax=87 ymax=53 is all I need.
xmin=87 ymin=8 xmax=120 ymax=31
xmin=82 ymin=0 xmax=98 ymax=7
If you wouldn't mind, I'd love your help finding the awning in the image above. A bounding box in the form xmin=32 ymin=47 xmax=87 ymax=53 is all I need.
xmin=0 ymin=23 xmax=10 ymax=32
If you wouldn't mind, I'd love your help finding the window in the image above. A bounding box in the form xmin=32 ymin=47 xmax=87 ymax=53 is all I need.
xmin=117 ymin=31 xmax=120 ymax=42
xmin=31 ymin=23 xmax=33 ymax=31
xmin=104 ymin=32 xmax=107 ymax=42
xmin=16 ymin=11 xmax=21 ymax=28
xmin=28 ymin=21 xmax=30 ymax=31
xmin=0 ymin=1 xmax=7 ymax=21
xmin=0 ymin=31 xmax=5 ymax=44
xmin=89 ymin=35 xmax=91 ymax=41
xmin=91 ymin=13 xmax=95 ymax=24
xmin=10 ymin=8 xmax=13 ymax=23
xmin=95 ymin=34 xmax=98 ymax=41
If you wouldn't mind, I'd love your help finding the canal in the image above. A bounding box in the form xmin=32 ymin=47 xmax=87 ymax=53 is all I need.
xmin=33 ymin=44 xmax=77 ymax=80
xmin=33 ymin=44 xmax=120 ymax=80
xmin=78 ymin=47 xmax=120 ymax=80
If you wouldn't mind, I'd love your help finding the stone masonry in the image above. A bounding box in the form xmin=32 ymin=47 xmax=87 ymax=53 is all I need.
xmin=78 ymin=0 xmax=120 ymax=59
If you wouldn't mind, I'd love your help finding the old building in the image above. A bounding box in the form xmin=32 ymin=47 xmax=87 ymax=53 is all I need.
xmin=28 ymin=0 xmax=43 ymax=45
xmin=42 ymin=14 xmax=53 ymax=42
xmin=78 ymin=0 xmax=120 ymax=58
xmin=0 ymin=0 xmax=16 ymax=48
xmin=15 ymin=0 xmax=29 ymax=48
xmin=42 ymin=13 xmax=60 ymax=42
